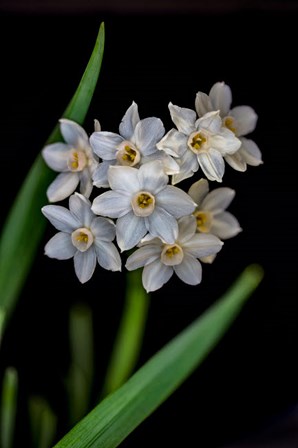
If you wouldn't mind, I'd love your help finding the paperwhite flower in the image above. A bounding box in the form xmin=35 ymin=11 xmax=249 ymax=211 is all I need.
xmin=156 ymin=104 xmax=241 ymax=184
xmin=195 ymin=82 xmax=263 ymax=171
xmin=89 ymin=101 xmax=179 ymax=188
xmin=125 ymin=215 xmax=223 ymax=292
xmin=42 ymin=193 xmax=121 ymax=283
xmin=91 ymin=160 xmax=196 ymax=251
xmin=42 ymin=119 xmax=98 ymax=202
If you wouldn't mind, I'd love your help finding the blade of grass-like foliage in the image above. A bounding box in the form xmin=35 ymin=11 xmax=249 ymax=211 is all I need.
xmin=54 ymin=264 xmax=264 ymax=448
xmin=0 ymin=23 xmax=105 ymax=331
xmin=1 ymin=367 xmax=18 ymax=448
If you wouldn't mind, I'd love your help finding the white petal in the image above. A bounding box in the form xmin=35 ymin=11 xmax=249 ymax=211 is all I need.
xmin=195 ymin=91 xmax=213 ymax=117
xmin=177 ymin=215 xmax=197 ymax=243
xmin=42 ymin=143 xmax=70 ymax=171
xmin=125 ymin=245 xmax=161 ymax=270
xmin=142 ymin=259 xmax=173 ymax=292
xmin=147 ymin=207 xmax=178 ymax=244
xmin=138 ymin=160 xmax=168 ymax=193
xmin=116 ymin=211 xmax=147 ymax=251
xmin=239 ymin=138 xmax=263 ymax=166
xmin=144 ymin=152 xmax=180 ymax=175
xmin=183 ymin=233 xmax=223 ymax=258
xmin=201 ymin=187 xmax=235 ymax=213
xmin=108 ymin=165 xmax=140 ymax=193
xmin=200 ymin=254 xmax=217 ymax=264
xmin=42 ymin=204 xmax=80 ymax=232
xmin=59 ymin=119 xmax=88 ymax=145
xmin=210 ymin=212 xmax=242 ymax=239
xmin=171 ymin=150 xmax=199 ymax=185
xmin=210 ymin=128 xmax=241 ymax=155
xmin=188 ymin=179 xmax=209 ymax=206
xmin=79 ymin=169 xmax=93 ymax=198
xmin=197 ymin=149 xmax=225 ymax=182
xmin=224 ymin=152 xmax=247 ymax=172
xmin=69 ymin=193 xmax=93 ymax=227
xmin=174 ymin=254 xmax=202 ymax=285
xmin=230 ymin=106 xmax=258 ymax=136
xmin=74 ymin=248 xmax=97 ymax=283
xmin=133 ymin=117 xmax=165 ymax=155
xmin=44 ymin=232 xmax=76 ymax=259
xmin=91 ymin=190 xmax=131 ymax=218
xmin=156 ymin=128 xmax=188 ymax=157
xmin=156 ymin=185 xmax=196 ymax=217
xmin=209 ymin=82 xmax=232 ymax=117
xmin=89 ymin=132 xmax=123 ymax=160
xmin=168 ymin=102 xmax=197 ymax=135
xmin=95 ymin=241 xmax=121 ymax=271
xmin=46 ymin=172 xmax=79 ymax=202
xmin=94 ymin=119 xmax=101 ymax=132
xmin=92 ymin=161 xmax=115 ymax=188
xmin=91 ymin=216 xmax=116 ymax=241
xmin=196 ymin=110 xmax=222 ymax=133
xmin=119 ymin=101 xmax=140 ymax=140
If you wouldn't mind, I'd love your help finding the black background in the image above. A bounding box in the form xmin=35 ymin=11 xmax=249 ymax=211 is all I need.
xmin=0 ymin=3 xmax=297 ymax=447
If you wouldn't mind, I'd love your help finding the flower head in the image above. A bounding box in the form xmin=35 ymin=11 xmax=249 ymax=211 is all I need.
xmin=90 ymin=102 xmax=179 ymax=188
xmin=91 ymin=160 xmax=196 ymax=251
xmin=195 ymin=82 xmax=263 ymax=171
xmin=42 ymin=193 xmax=121 ymax=283
xmin=125 ymin=215 xmax=223 ymax=292
xmin=42 ymin=119 xmax=98 ymax=202
xmin=156 ymin=103 xmax=241 ymax=184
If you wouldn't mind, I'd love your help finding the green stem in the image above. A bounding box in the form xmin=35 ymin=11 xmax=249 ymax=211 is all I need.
xmin=101 ymin=269 xmax=149 ymax=397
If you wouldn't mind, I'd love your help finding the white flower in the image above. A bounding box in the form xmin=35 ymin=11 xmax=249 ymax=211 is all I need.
xmin=89 ymin=101 xmax=179 ymax=188
xmin=41 ymin=193 xmax=121 ymax=283
xmin=91 ymin=160 xmax=196 ymax=251
xmin=125 ymin=215 xmax=223 ymax=292
xmin=156 ymin=104 xmax=241 ymax=184
xmin=42 ymin=119 xmax=98 ymax=202
xmin=195 ymin=82 xmax=263 ymax=171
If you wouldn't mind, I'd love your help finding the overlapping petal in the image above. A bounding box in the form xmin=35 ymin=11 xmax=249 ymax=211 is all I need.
xmin=60 ymin=118 xmax=89 ymax=146
xmin=94 ymin=240 xmax=122 ymax=271
xmin=44 ymin=232 xmax=76 ymax=260
xmin=92 ymin=190 xmax=131 ymax=218
xmin=42 ymin=143 xmax=70 ymax=171
xmin=142 ymin=259 xmax=173 ymax=292
xmin=173 ymin=254 xmax=202 ymax=285
xmin=156 ymin=185 xmax=196 ymax=217
xmin=133 ymin=117 xmax=165 ymax=156
xmin=42 ymin=204 xmax=80 ymax=232
xmin=116 ymin=211 xmax=147 ymax=251
xmin=74 ymin=248 xmax=97 ymax=283
xmin=119 ymin=101 xmax=140 ymax=140
xmin=46 ymin=172 xmax=80 ymax=202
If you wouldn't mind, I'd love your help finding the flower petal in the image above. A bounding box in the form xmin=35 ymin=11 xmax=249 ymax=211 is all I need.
xmin=196 ymin=110 xmax=222 ymax=133
xmin=91 ymin=190 xmax=131 ymax=218
xmin=46 ymin=172 xmax=79 ymax=202
xmin=210 ymin=128 xmax=241 ymax=154
xmin=209 ymin=82 xmax=232 ymax=117
xmin=239 ymin=137 xmax=263 ymax=166
xmin=89 ymin=132 xmax=123 ymax=160
xmin=146 ymin=206 xmax=178 ymax=244
xmin=116 ymin=211 xmax=147 ymax=251
xmin=195 ymin=91 xmax=213 ymax=117
xmin=138 ymin=160 xmax=168 ymax=193
xmin=188 ymin=179 xmax=209 ymax=206
xmin=143 ymin=152 xmax=180 ymax=176
xmin=42 ymin=143 xmax=71 ymax=171
xmin=230 ymin=105 xmax=258 ymax=136
xmin=92 ymin=160 xmax=115 ymax=188
xmin=210 ymin=211 xmax=242 ymax=239
xmin=183 ymin=233 xmax=223 ymax=258
xmin=224 ymin=152 xmax=247 ymax=172
xmin=94 ymin=241 xmax=121 ymax=271
xmin=74 ymin=248 xmax=97 ymax=283
xmin=142 ymin=259 xmax=173 ymax=292
xmin=177 ymin=215 xmax=197 ymax=244
xmin=197 ymin=149 xmax=225 ymax=182
xmin=157 ymin=129 xmax=187 ymax=158
xmin=125 ymin=244 xmax=161 ymax=270
xmin=133 ymin=117 xmax=165 ymax=155
xmin=79 ymin=168 xmax=93 ymax=198
xmin=69 ymin=193 xmax=93 ymax=227
xmin=108 ymin=165 xmax=140 ymax=193
xmin=156 ymin=185 xmax=196 ymax=217
xmin=201 ymin=187 xmax=235 ymax=213
xmin=44 ymin=232 xmax=76 ymax=259
xmin=174 ymin=254 xmax=202 ymax=285
xmin=91 ymin=216 xmax=116 ymax=241
xmin=59 ymin=118 xmax=89 ymax=146
xmin=169 ymin=102 xmax=197 ymax=135
xmin=171 ymin=150 xmax=199 ymax=185
xmin=42 ymin=204 xmax=80 ymax=232
xmin=119 ymin=101 xmax=140 ymax=140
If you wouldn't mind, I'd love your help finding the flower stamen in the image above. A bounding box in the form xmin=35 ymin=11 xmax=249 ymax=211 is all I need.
xmin=68 ymin=150 xmax=87 ymax=172
xmin=161 ymin=243 xmax=184 ymax=266
xmin=188 ymin=131 xmax=208 ymax=153
xmin=71 ymin=227 xmax=94 ymax=252
xmin=224 ymin=116 xmax=237 ymax=134
xmin=194 ymin=210 xmax=212 ymax=233
xmin=131 ymin=191 xmax=155 ymax=217
xmin=116 ymin=141 xmax=141 ymax=167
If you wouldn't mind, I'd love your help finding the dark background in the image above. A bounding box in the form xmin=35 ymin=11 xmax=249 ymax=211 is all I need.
xmin=0 ymin=1 xmax=297 ymax=447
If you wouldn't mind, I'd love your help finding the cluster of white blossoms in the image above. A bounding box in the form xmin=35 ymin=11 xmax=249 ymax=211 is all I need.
xmin=41 ymin=82 xmax=262 ymax=292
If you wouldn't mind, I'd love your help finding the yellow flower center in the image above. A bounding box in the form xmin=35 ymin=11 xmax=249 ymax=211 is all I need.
xmin=68 ymin=149 xmax=87 ymax=172
xmin=223 ymin=116 xmax=237 ymax=134
xmin=117 ymin=141 xmax=141 ymax=167
xmin=194 ymin=210 xmax=212 ymax=233
xmin=161 ymin=243 xmax=184 ymax=266
xmin=131 ymin=191 xmax=155 ymax=217
xmin=187 ymin=131 xmax=208 ymax=153
xmin=71 ymin=227 xmax=94 ymax=252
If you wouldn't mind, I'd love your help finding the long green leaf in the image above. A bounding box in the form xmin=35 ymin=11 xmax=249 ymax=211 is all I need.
xmin=0 ymin=23 xmax=105 ymax=330
xmin=54 ymin=263 xmax=264 ymax=448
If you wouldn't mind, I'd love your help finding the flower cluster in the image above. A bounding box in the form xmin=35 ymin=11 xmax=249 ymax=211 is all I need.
xmin=41 ymin=82 xmax=262 ymax=292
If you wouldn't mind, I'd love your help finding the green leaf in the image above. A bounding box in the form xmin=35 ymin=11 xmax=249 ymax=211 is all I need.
xmin=0 ymin=22 xmax=105 ymax=330
xmin=29 ymin=396 xmax=57 ymax=448
xmin=53 ymin=264 xmax=264 ymax=448
xmin=1 ymin=367 xmax=18 ymax=448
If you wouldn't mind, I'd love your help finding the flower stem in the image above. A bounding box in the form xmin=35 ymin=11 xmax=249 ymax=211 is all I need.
xmin=101 ymin=269 xmax=149 ymax=397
